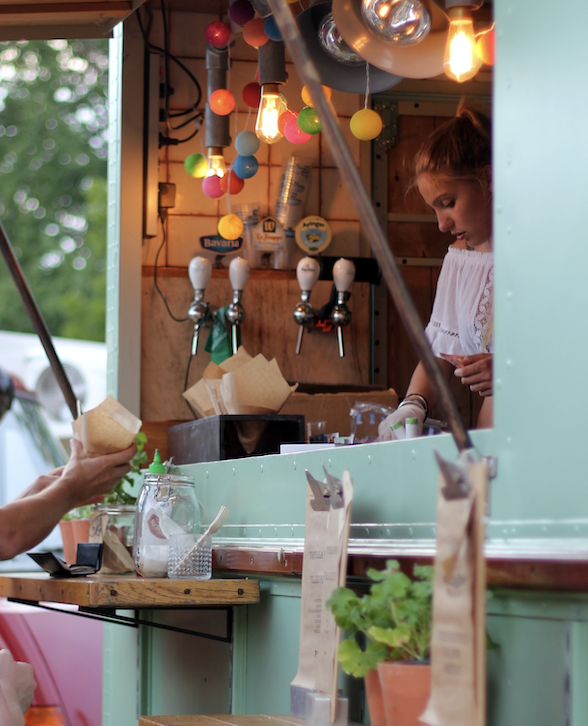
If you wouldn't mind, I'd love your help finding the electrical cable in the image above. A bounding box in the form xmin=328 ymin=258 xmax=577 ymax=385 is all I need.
xmin=153 ymin=212 xmax=190 ymax=323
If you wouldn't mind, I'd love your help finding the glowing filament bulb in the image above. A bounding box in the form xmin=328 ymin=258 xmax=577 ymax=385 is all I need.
xmin=255 ymin=84 xmax=288 ymax=144
xmin=206 ymin=147 xmax=226 ymax=178
xmin=443 ymin=8 xmax=483 ymax=83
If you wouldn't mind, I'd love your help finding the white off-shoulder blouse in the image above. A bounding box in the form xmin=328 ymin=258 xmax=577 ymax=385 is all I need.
xmin=424 ymin=246 xmax=494 ymax=356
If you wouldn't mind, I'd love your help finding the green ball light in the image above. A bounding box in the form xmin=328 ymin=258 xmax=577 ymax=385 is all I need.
xmin=297 ymin=106 xmax=322 ymax=135
xmin=184 ymin=153 xmax=208 ymax=179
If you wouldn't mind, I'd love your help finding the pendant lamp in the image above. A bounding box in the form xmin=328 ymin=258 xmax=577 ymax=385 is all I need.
xmin=332 ymin=0 xmax=449 ymax=79
xmin=296 ymin=1 xmax=402 ymax=93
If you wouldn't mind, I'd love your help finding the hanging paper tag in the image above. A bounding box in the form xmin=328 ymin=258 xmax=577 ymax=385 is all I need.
xmin=253 ymin=216 xmax=286 ymax=251
xmin=295 ymin=216 xmax=332 ymax=253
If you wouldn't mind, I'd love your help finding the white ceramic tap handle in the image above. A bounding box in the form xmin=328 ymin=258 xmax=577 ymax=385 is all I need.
xmin=229 ymin=256 xmax=251 ymax=291
xmin=296 ymin=257 xmax=321 ymax=291
xmin=188 ymin=256 xmax=212 ymax=291
xmin=333 ymin=258 xmax=356 ymax=292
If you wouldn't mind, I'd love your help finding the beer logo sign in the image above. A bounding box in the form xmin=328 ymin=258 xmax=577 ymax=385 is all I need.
xmin=200 ymin=235 xmax=243 ymax=254
xmin=253 ymin=216 xmax=286 ymax=252
xmin=295 ymin=216 xmax=332 ymax=253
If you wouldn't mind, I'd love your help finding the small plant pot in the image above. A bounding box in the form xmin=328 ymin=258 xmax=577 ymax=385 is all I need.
xmin=378 ymin=661 xmax=431 ymax=726
xmin=364 ymin=668 xmax=387 ymax=726
xmin=70 ymin=519 xmax=91 ymax=563
xmin=58 ymin=520 xmax=76 ymax=565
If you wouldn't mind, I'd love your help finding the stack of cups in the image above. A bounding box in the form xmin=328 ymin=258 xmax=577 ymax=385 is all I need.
xmin=235 ymin=203 xmax=264 ymax=269
xmin=273 ymin=157 xmax=312 ymax=270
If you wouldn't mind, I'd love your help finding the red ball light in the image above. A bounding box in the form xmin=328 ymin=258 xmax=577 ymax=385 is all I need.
xmin=278 ymin=109 xmax=297 ymax=135
xmin=219 ymin=169 xmax=245 ymax=195
xmin=284 ymin=117 xmax=311 ymax=145
xmin=205 ymin=21 xmax=231 ymax=48
xmin=229 ymin=0 xmax=255 ymax=27
xmin=209 ymin=89 xmax=235 ymax=116
xmin=202 ymin=175 xmax=225 ymax=199
xmin=242 ymin=82 xmax=261 ymax=109
xmin=243 ymin=18 xmax=269 ymax=48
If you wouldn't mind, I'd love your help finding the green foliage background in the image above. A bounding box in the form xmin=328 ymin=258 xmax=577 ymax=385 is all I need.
xmin=0 ymin=38 xmax=109 ymax=341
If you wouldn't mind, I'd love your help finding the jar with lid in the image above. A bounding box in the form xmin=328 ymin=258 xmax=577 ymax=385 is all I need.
xmin=133 ymin=450 xmax=202 ymax=577
xmin=90 ymin=504 xmax=136 ymax=574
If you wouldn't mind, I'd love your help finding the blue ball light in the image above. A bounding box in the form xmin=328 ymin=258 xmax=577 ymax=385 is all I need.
xmin=235 ymin=130 xmax=260 ymax=156
xmin=233 ymin=155 xmax=259 ymax=180
xmin=264 ymin=15 xmax=283 ymax=41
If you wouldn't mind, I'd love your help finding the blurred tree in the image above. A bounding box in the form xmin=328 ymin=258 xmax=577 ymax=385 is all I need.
xmin=0 ymin=38 xmax=109 ymax=341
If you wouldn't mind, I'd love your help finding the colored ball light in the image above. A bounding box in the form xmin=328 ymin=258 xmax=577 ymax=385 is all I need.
xmin=243 ymin=19 xmax=269 ymax=48
xmin=218 ymin=214 xmax=244 ymax=241
xmin=229 ymin=0 xmax=255 ymax=27
xmin=209 ymin=89 xmax=235 ymax=116
xmin=202 ymin=175 xmax=225 ymax=198
xmin=476 ymin=28 xmax=495 ymax=65
xmin=235 ymin=130 xmax=260 ymax=156
xmin=297 ymin=106 xmax=322 ymax=135
xmin=301 ymin=84 xmax=332 ymax=108
xmin=264 ymin=15 xmax=283 ymax=41
xmin=219 ymin=169 xmax=245 ymax=195
xmin=284 ymin=117 xmax=312 ymax=145
xmin=233 ymin=155 xmax=259 ymax=179
xmin=184 ymin=153 xmax=208 ymax=179
xmin=350 ymin=108 xmax=383 ymax=141
xmin=242 ymin=81 xmax=262 ymax=109
xmin=205 ymin=21 xmax=231 ymax=48
xmin=278 ymin=109 xmax=297 ymax=135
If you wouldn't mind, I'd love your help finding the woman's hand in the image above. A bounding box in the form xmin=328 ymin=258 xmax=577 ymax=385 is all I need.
xmin=377 ymin=403 xmax=426 ymax=441
xmin=0 ymin=649 xmax=36 ymax=725
xmin=454 ymin=354 xmax=493 ymax=396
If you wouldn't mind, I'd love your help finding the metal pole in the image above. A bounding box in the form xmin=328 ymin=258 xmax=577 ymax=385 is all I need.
xmin=0 ymin=222 xmax=78 ymax=420
xmin=267 ymin=0 xmax=473 ymax=452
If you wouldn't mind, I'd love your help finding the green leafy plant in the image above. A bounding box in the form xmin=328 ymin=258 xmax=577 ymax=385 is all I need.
xmin=326 ymin=559 xmax=433 ymax=677
xmin=102 ymin=432 xmax=148 ymax=506
xmin=61 ymin=504 xmax=95 ymax=521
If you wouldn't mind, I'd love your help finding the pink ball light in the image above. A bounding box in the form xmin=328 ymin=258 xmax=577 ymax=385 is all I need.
xmin=209 ymin=89 xmax=235 ymax=116
xmin=202 ymin=175 xmax=225 ymax=199
xmin=278 ymin=109 xmax=297 ymax=135
xmin=284 ymin=117 xmax=311 ymax=145
xmin=205 ymin=21 xmax=231 ymax=48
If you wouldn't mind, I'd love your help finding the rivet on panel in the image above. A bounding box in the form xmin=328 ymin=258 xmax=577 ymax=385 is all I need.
xmin=412 ymin=450 xmax=416 ymax=459
xmin=260 ymin=464 xmax=264 ymax=473
xmin=496 ymin=378 xmax=502 ymax=389
xmin=506 ymin=226 xmax=512 ymax=235
xmin=408 ymin=527 xmax=413 ymax=536
xmin=506 ymin=359 xmax=512 ymax=368
xmin=328 ymin=458 xmax=332 ymax=468
xmin=506 ymin=291 xmax=513 ymax=300
xmin=506 ymin=436 xmax=512 ymax=445
xmin=232 ymin=467 xmax=236 ymax=476
xmin=206 ymin=471 xmax=209 ymax=479
xmin=293 ymin=460 xmax=297 ymax=470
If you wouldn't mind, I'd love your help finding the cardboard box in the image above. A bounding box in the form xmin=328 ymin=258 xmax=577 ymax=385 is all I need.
xmin=279 ymin=389 xmax=398 ymax=438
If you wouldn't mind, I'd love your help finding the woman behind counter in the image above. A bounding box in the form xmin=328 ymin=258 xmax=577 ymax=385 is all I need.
xmin=379 ymin=105 xmax=494 ymax=440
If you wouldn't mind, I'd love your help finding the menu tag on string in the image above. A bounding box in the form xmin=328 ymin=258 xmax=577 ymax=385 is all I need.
xmin=291 ymin=469 xmax=353 ymax=716
xmin=421 ymin=456 xmax=488 ymax=726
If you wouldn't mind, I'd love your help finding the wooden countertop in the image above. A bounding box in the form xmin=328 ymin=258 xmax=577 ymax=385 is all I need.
xmin=0 ymin=573 xmax=259 ymax=609
xmin=140 ymin=716 xmax=306 ymax=726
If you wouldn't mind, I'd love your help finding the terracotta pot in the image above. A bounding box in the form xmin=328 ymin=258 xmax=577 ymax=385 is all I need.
xmin=364 ymin=668 xmax=387 ymax=726
xmin=378 ymin=661 xmax=431 ymax=726
xmin=66 ymin=519 xmax=90 ymax=564
xmin=58 ymin=520 xmax=76 ymax=565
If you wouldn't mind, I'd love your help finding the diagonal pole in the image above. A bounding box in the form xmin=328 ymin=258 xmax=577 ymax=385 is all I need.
xmin=267 ymin=0 xmax=474 ymax=452
xmin=0 ymin=222 xmax=78 ymax=420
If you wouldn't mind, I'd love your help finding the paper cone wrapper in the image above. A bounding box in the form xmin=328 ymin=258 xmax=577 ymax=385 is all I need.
xmin=183 ymin=378 xmax=216 ymax=418
xmin=218 ymin=345 xmax=252 ymax=374
xmin=220 ymin=355 xmax=296 ymax=416
xmin=73 ymin=395 xmax=142 ymax=456
xmin=205 ymin=379 xmax=228 ymax=415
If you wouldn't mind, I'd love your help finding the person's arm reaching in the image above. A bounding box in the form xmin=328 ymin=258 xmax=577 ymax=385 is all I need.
xmin=0 ymin=438 xmax=135 ymax=560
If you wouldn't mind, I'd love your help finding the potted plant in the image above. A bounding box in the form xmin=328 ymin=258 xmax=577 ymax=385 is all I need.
xmin=326 ymin=559 xmax=433 ymax=726
xmin=59 ymin=505 xmax=96 ymax=564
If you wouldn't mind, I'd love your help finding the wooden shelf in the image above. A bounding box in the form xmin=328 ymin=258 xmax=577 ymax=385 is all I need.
xmin=140 ymin=715 xmax=305 ymax=726
xmin=0 ymin=573 xmax=259 ymax=609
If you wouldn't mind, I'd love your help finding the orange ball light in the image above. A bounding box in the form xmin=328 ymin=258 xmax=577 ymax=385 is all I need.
xmin=301 ymin=84 xmax=332 ymax=108
xmin=476 ymin=28 xmax=495 ymax=65
xmin=218 ymin=214 xmax=244 ymax=240
xmin=219 ymin=169 xmax=245 ymax=195
xmin=278 ymin=109 xmax=297 ymax=135
xmin=243 ymin=19 xmax=269 ymax=48
xmin=209 ymin=89 xmax=235 ymax=116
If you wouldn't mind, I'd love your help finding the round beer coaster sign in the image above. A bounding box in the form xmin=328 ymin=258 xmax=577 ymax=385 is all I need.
xmin=295 ymin=216 xmax=332 ymax=253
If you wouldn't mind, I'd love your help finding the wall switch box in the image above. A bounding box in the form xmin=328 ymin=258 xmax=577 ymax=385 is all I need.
xmin=158 ymin=182 xmax=176 ymax=209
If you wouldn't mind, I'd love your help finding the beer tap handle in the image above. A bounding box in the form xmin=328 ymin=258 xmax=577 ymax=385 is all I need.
xmin=229 ymin=256 xmax=251 ymax=292
xmin=226 ymin=257 xmax=251 ymax=355
xmin=332 ymin=258 xmax=356 ymax=358
xmin=189 ymin=255 xmax=213 ymax=293
xmin=296 ymin=256 xmax=320 ymax=294
xmin=332 ymin=257 xmax=356 ymax=294
xmin=187 ymin=256 xmax=213 ymax=355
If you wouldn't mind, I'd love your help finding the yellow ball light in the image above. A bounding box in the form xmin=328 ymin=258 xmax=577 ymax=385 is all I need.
xmin=301 ymin=84 xmax=332 ymax=108
xmin=218 ymin=213 xmax=244 ymax=240
xmin=350 ymin=108 xmax=383 ymax=141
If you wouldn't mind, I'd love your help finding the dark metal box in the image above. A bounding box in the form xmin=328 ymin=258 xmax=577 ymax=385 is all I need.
xmin=167 ymin=414 xmax=305 ymax=464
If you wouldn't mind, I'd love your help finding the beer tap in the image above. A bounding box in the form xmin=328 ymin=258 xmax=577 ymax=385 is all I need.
xmin=331 ymin=258 xmax=356 ymax=357
xmin=187 ymin=256 xmax=213 ymax=355
xmin=293 ymin=256 xmax=320 ymax=355
xmin=225 ymin=256 xmax=251 ymax=355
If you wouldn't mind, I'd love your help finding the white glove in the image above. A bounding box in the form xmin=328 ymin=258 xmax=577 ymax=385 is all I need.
xmin=377 ymin=403 xmax=426 ymax=441
xmin=0 ymin=650 xmax=36 ymax=726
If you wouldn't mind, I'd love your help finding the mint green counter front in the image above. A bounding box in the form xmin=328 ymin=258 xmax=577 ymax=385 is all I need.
xmin=102 ymin=429 xmax=588 ymax=726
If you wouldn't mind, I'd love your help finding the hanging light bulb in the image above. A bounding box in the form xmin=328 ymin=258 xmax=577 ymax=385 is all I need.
xmin=443 ymin=5 xmax=483 ymax=82
xmin=255 ymin=84 xmax=288 ymax=144
xmin=206 ymin=147 xmax=226 ymax=178
xmin=360 ymin=0 xmax=431 ymax=45
xmin=318 ymin=12 xmax=363 ymax=65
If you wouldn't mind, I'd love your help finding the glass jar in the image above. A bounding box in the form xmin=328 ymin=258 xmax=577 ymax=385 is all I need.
xmin=91 ymin=505 xmax=136 ymax=574
xmin=133 ymin=473 xmax=202 ymax=577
